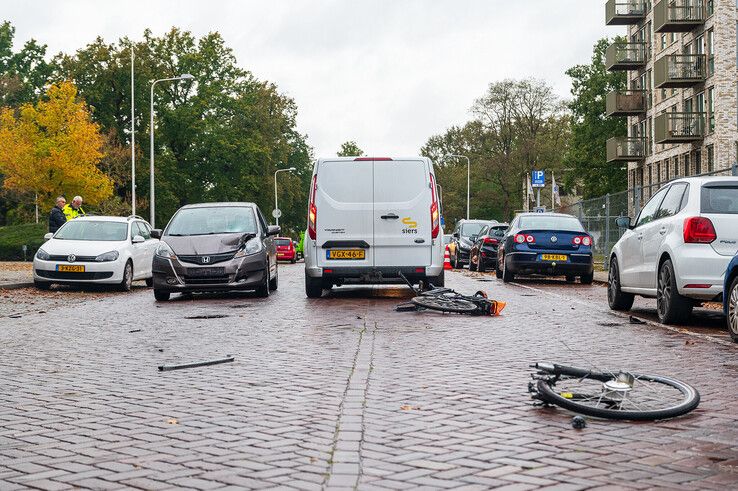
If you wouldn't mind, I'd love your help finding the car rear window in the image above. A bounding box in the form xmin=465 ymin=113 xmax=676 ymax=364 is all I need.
xmin=373 ymin=160 xmax=426 ymax=203
xmin=701 ymin=185 xmax=738 ymax=214
xmin=275 ymin=239 xmax=291 ymax=246
xmin=518 ymin=216 xmax=585 ymax=232
xmin=460 ymin=223 xmax=487 ymax=237
xmin=319 ymin=160 xmax=373 ymax=203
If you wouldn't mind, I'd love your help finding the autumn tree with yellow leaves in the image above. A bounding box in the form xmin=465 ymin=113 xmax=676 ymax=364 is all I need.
xmin=0 ymin=81 xmax=113 ymax=216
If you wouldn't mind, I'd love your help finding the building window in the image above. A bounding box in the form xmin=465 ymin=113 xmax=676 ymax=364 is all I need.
xmin=707 ymin=145 xmax=714 ymax=172
xmin=707 ymin=0 xmax=714 ymax=16
xmin=656 ymin=161 xmax=662 ymax=183
xmin=707 ymin=29 xmax=715 ymax=76
xmin=696 ymin=149 xmax=702 ymax=174
xmin=660 ymin=33 xmax=667 ymax=51
xmin=684 ymin=154 xmax=691 ymax=176
xmin=708 ymin=87 xmax=715 ymax=133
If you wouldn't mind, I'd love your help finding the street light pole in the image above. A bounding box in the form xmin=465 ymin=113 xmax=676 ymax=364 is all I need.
xmin=149 ymin=74 xmax=195 ymax=228
xmin=273 ymin=167 xmax=296 ymax=227
xmin=445 ymin=154 xmax=471 ymax=219
xmin=130 ymin=49 xmax=135 ymax=216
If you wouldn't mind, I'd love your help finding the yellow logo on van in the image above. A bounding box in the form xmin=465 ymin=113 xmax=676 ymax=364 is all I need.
xmin=402 ymin=217 xmax=417 ymax=229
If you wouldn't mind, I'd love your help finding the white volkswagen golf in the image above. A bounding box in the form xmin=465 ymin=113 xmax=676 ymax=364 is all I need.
xmin=608 ymin=176 xmax=738 ymax=324
xmin=33 ymin=216 xmax=159 ymax=291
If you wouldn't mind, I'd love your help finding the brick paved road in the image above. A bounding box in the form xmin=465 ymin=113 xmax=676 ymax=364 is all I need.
xmin=1 ymin=264 xmax=738 ymax=490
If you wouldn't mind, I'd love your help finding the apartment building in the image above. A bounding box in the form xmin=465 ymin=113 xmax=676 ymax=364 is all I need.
xmin=605 ymin=0 xmax=738 ymax=198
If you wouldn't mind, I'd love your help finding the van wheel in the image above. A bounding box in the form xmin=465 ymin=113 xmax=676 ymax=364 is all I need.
xmin=145 ymin=277 xmax=153 ymax=287
xmin=608 ymin=258 xmax=634 ymax=311
xmin=657 ymin=259 xmax=692 ymax=324
xmin=269 ymin=265 xmax=278 ymax=291
xmin=305 ymin=273 xmax=323 ymax=298
xmin=427 ymin=271 xmax=445 ymax=288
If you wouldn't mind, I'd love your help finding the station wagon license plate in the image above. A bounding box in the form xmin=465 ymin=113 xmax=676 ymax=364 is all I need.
xmin=541 ymin=254 xmax=568 ymax=262
xmin=57 ymin=264 xmax=85 ymax=273
xmin=327 ymin=249 xmax=365 ymax=260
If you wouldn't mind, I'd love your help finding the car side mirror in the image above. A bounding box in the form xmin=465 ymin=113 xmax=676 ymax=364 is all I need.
xmin=44 ymin=233 xmax=53 ymax=240
xmin=453 ymin=232 xmax=459 ymax=239
xmin=150 ymin=229 xmax=162 ymax=239
xmin=132 ymin=235 xmax=145 ymax=244
xmin=615 ymin=216 xmax=632 ymax=229
xmin=267 ymin=225 xmax=281 ymax=236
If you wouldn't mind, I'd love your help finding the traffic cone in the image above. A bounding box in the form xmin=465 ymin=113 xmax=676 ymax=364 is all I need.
xmin=444 ymin=246 xmax=452 ymax=270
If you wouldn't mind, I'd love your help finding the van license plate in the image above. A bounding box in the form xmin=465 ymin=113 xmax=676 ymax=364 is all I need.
xmin=327 ymin=249 xmax=365 ymax=260
xmin=541 ymin=254 xmax=567 ymax=262
xmin=57 ymin=265 xmax=85 ymax=272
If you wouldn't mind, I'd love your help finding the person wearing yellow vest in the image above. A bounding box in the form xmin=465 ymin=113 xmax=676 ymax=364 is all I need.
xmin=63 ymin=195 xmax=86 ymax=220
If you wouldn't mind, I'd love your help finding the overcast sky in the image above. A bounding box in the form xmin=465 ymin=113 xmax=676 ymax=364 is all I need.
xmin=4 ymin=1 xmax=619 ymax=158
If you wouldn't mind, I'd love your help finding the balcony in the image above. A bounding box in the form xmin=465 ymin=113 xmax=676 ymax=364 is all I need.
xmin=654 ymin=112 xmax=705 ymax=143
xmin=653 ymin=54 xmax=705 ymax=88
xmin=607 ymin=137 xmax=648 ymax=162
xmin=654 ymin=0 xmax=705 ymax=32
xmin=605 ymin=42 xmax=647 ymax=71
xmin=606 ymin=0 xmax=647 ymax=25
xmin=606 ymin=90 xmax=647 ymax=117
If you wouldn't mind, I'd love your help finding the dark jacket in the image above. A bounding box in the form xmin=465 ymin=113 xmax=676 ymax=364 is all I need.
xmin=49 ymin=206 xmax=67 ymax=233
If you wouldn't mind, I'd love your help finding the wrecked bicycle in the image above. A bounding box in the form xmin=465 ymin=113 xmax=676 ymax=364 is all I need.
xmin=396 ymin=274 xmax=506 ymax=316
xmin=528 ymin=362 xmax=700 ymax=421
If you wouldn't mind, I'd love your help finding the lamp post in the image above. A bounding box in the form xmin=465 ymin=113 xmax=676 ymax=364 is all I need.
xmin=274 ymin=167 xmax=296 ymax=227
xmin=149 ymin=73 xmax=195 ymax=227
xmin=130 ymin=49 xmax=136 ymax=216
xmin=445 ymin=154 xmax=471 ymax=219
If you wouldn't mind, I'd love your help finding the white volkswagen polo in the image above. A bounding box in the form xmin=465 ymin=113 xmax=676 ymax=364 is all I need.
xmin=33 ymin=216 xmax=159 ymax=291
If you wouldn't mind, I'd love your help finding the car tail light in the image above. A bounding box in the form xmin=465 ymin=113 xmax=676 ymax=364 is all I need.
xmin=308 ymin=174 xmax=317 ymax=240
xmin=683 ymin=217 xmax=716 ymax=244
xmin=415 ymin=267 xmax=425 ymax=273
xmin=483 ymin=237 xmax=498 ymax=245
xmin=572 ymin=236 xmax=592 ymax=246
xmin=430 ymin=174 xmax=440 ymax=239
xmin=514 ymin=234 xmax=535 ymax=244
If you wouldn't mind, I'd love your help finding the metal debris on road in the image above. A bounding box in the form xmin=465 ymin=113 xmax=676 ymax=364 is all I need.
xmin=158 ymin=356 xmax=235 ymax=372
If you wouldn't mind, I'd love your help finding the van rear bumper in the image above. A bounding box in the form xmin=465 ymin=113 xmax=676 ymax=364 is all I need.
xmin=306 ymin=265 xmax=442 ymax=284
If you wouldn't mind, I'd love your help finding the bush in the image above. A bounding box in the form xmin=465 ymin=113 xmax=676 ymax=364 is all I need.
xmin=0 ymin=223 xmax=48 ymax=261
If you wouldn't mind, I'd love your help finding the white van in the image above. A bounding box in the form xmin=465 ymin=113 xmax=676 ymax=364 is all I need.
xmin=303 ymin=156 xmax=445 ymax=297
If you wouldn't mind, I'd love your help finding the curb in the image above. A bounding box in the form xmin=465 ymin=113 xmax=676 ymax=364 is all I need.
xmin=0 ymin=282 xmax=35 ymax=290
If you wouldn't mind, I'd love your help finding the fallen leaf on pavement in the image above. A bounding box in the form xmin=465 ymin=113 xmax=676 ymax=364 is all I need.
xmin=167 ymin=418 xmax=178 ymax=425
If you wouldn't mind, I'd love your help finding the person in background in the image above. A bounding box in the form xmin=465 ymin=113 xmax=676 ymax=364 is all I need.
xmin=48 ymin=196 xmax=67 ymax=233
xmin=63 ymin=195 xmax=86 ymax=221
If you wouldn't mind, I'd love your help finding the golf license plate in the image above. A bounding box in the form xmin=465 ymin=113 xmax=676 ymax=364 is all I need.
xmin=326 ymin=249 xmax=365 ymax=260
xmin=57 ymin=264 xmax=85 ymax=273
xmin=541 ymin=254 xmax=567 ymax=262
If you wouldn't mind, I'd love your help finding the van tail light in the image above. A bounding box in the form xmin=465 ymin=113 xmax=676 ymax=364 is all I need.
xmin=483 ymin=237 xmax=499 ymax=245
xmin=430 ymin=174 xmax=440 ymax=239
xmin=572 ymin=236 xmax=592 ymax=246
xmin=514 ymin=234 xmax=535 ymax=244
xmin=308 ymin=174 xmax=318 ymax=240
xmin=683 ymin=217 xmax=716 ymax=244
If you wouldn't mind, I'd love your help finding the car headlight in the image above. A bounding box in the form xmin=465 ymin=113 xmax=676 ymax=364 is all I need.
xmin=95 ymin=251 xmax=120 ymax=262
xmin=234 ymin=237 xmax=263 ymax=258
xmin=155 ymin=242 xmax=176 ymax=258
xmin=36 ymin=248 xmax=50 ymax=261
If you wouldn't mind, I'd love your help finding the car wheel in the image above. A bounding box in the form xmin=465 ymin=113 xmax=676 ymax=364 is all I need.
xmin=255 ymin=262 xmax=270 ymax=298
xmin=119 ymin=261 xmax=133 ymax=292
xmin=495 ymin=264 xmax=502 ymax=279
xmin=291 ymin=257 xmax=296 ymax=264
xmin=269 ymin=264 xmax=279 ymax=291
xmin=145 ymin=277 xmax=153 ymax=287
xmin=478 ymin=260 xmax=486 ymax=273
xmin=502 ymin=255 xmax=514 ymax=283
xmin=305 ymin=272 xmax=324 ymax=298
xmin=657 ymin=259 xmax=692 ymax=324
xmin=565 ymin=275 xmax=576 ymax=283
xmin=728 ymin=277 xmax=738 ymax=343
xmin=34 ymin=280 xmax=51 ymax=290
xmin=608 ymin=257 xmax=634 ymax=311
xmin=154 ymin=289 xmax=170 ymax=301
xmin=580 ymin=273 xmax=594 ymax=285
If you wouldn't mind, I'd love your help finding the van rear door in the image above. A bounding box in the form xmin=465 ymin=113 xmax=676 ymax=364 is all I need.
xmin=373 ymin=159 xmax=432 ymax=267
xmin=315 ymin=159 xmax=375 ymax=268
xmin=701 ymin=182 xmax=738 ymax=256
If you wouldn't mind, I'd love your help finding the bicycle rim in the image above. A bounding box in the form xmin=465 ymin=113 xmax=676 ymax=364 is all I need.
xmin=535 ymin=372 xmax=700 ymax=421
xmin=411 ymin=295 xmax=478 ymax=314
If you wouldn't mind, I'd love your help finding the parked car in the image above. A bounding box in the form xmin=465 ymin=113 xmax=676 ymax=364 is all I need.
xmin=150 ymin=202 xmax=280 ymax=301
xmin=469 ymin=223 xmax=509 ymax=272
xmin=608 ymin=177 xmax=738 ymax=324
xmin=33 ymin=215 xmax=158 ymax=291
xmin=276 ymin=237 xmax=297 ymax=263
xmin=304 ymin=156 xmax=445 ymax=298
xmin=497 ymin=213 xmax=594 ymax=284
xmin=450 ymin=219 xmax=498 ymax=269
xmin=723 ymin=254 xmax=738 ymax=343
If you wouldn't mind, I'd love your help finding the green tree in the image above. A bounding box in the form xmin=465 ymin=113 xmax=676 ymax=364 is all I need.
xmin=564 ymin=37 xmax=627 ymax=199
xmin=0 ymin=21 xmax=54 ymax=107
xmin=337 ymin=141 xmax=364 ymax=157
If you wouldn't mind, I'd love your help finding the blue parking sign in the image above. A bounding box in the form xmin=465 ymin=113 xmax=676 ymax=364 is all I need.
xmin=532 ymin=170 xmax=545 ymax=188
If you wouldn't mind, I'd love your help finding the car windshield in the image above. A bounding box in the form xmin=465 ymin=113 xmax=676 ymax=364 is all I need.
xmin=460 ymin=223 xmax=487 ymax=237
xmin=275 ymin=239 xmax=291 ymax=246
xmin=166 ymin=207 xmax=258 ymax=236
xmin=55 ymin=221 xmax=128 ymax=241
xmin=518 ymin=216 xmax=584 ymax=232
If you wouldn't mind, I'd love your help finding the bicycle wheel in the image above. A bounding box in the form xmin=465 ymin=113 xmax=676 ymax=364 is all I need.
xmin=411 ymin=294 xmax=479 ymax=314
xmin=530 ymin=364 xmax=700 ymax=421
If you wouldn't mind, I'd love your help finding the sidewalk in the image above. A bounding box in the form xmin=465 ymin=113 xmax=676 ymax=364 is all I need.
xmin=0 ymin=262 xmax=34 ymax=289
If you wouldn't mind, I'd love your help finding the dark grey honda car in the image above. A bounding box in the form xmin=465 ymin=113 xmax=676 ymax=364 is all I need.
xmin=150 ymin=202 xmax=279 ymax=301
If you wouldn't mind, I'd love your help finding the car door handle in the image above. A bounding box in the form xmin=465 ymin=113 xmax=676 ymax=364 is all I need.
xmin=381 ymin=214 xmax=399 ymax=220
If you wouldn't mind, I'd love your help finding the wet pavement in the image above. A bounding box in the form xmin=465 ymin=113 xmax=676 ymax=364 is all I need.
xmin=1 ymin=263 xmax=738 ymax=490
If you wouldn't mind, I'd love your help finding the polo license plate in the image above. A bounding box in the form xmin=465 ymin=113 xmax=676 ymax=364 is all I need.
xmin=327 ymin=249 xmax=365 ymax=260
xmin=57 ymin=264 xmax=85 ymax=272
xmin=541 ymin=254 xmax=568 ymax=262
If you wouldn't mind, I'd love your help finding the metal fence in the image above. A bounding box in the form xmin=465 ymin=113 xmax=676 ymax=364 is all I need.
xmin=557 ymin=165 xmax=738 ymax=270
